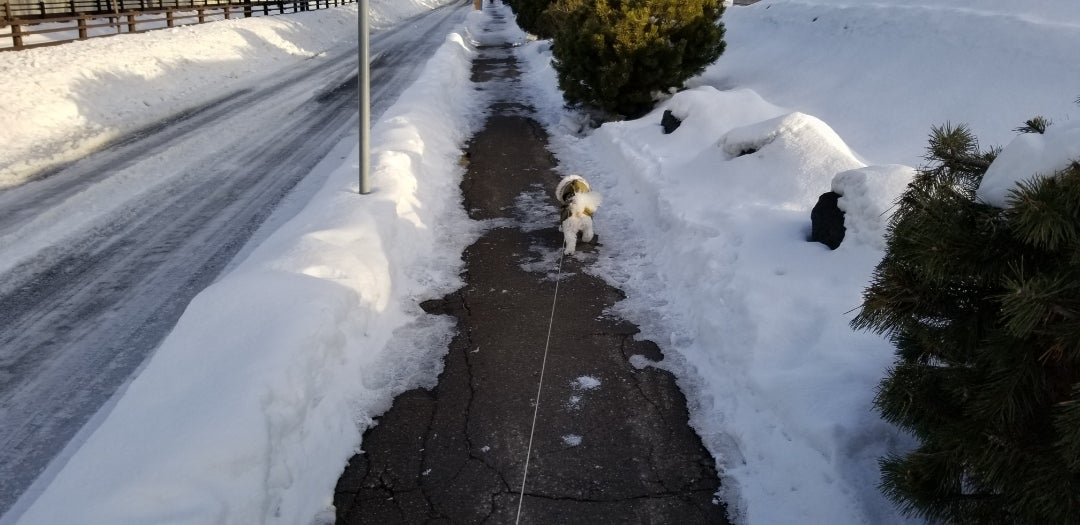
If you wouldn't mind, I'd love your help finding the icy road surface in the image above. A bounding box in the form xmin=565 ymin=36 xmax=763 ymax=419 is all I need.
xmin=0 ymin=1 xmax=471 ymax=515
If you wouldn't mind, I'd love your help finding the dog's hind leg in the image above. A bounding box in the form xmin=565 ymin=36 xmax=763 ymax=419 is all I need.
xmin=562 ymin=217 xmax=578 ymax=255
xmin=581 ymin=216 xmax=594 ymax=244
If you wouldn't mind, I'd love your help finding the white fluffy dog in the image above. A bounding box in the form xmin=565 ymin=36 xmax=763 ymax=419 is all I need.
xmin=555 ymin=175 xmax=602 ymax=255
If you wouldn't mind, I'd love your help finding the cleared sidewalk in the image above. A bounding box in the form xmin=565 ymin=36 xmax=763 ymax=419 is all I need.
xmin=334 ymin=4 xmax=729 ymax=523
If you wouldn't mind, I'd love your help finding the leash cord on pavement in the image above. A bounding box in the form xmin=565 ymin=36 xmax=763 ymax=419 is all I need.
xmin=514 ymin=244 xmax=567 ymax=525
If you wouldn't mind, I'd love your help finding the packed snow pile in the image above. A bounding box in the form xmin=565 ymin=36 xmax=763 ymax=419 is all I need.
xmin=832 ymin=165 xmax=914 ymax=249
xmin=977 ymin=121 xmax=1080 ymax=207
xmin=13 ymin=9 xmax=486 ymax=525
xmin=714 ymin=111 xmax=863 ymax=209
xmin=662 ymin=86 xmax=785 ymax=146
xmin=720 ymin=112 xmax=855 ymax=161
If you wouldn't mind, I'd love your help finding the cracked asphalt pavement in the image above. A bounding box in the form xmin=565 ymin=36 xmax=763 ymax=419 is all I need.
xmin=333 ymin=5 xmax=729 ymax=524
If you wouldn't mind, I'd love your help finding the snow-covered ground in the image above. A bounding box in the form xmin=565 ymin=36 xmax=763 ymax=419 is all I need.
xmin=4 ymin=0 xmax=1079 ymax=523
xmin=515 ymin=0 xmax=1080 ymax=523
xmin=699 ymin=0 xmax=1080 ymax=167
xmin=2 ymin=0 xmax=456 ymax=50
xmin=5 ymin=11 xmax=246 ymax=49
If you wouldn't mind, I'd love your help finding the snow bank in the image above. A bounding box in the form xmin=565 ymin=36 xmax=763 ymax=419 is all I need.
xmin=0 ymin=0 xmax=457 ymax=189
xmin=517 ymin=40 xmax=917 ymax=524
xmin=713 ymin=111 xmax=864 ymax=208
xmin=585 ymin=88 xmax=915 ymax=525
xmin=832 ymin=165 xmax=914 ymax=249
xmin=977 ymin=121 xmax=1080 ymax=207
xmin=703 ymin=0 xmax=1080 ymax=166
xmin=13 ymin=9 xmax=487 ymax=525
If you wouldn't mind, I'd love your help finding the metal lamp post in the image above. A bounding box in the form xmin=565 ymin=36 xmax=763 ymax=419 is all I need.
xmin=358 ymin=0 xmax=370 ymax=194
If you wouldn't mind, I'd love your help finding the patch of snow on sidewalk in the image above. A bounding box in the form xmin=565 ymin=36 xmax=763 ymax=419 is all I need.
xmin=570 ymin=375 xmax=601 ymax=390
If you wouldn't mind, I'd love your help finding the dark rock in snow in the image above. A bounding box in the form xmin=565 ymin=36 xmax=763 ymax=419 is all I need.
xmin=732 ymin=146 xmax=758 ymax=157
xmin=810 ymin=191 xmax=846 ymax=250
xmin=661 ymin=109 xmax=682 ymax=134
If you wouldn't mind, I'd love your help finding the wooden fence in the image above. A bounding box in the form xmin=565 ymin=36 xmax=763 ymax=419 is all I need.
xmin=0 ymin=0 xmax=355 ymax=50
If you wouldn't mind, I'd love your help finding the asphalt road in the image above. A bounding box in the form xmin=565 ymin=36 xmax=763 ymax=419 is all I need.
xmin=0 ymin=1 xmax=472 ymax=517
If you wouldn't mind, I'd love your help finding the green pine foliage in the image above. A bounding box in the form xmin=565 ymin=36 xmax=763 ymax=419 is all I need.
xmin=854 ymin=122 xmax=1080 ymax=524
xmin=548 ymin=0 xmax=726 ymax=118
xmin=1014 ymin=116 xmax=1051 ymax=134
xmin=504 ymin=0 xmax=558 ymax=38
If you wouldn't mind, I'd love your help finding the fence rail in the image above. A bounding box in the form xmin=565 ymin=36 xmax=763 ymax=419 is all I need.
xmin=0 ymin=0 xmax=354 ymax=50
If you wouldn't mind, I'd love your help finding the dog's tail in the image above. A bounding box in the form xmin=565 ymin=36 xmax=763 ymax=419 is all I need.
xmin=569 ymin=190 xmax=603 ymax=216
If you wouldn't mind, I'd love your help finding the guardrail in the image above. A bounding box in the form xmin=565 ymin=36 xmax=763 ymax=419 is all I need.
xmin=0 ymin=0 xmax=355 ymax=50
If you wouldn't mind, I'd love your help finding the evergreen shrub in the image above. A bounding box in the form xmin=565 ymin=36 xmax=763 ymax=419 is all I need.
xmin=548 ymin=0 xmax=726 ymax=118
xmin=854 ymin=123 xmax=1080 ymax=524
xmin=504 ymin=0 xmax=557 ymax=38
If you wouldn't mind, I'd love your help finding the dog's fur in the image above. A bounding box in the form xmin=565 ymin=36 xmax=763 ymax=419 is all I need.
xmin=555 ymin=175 xmax=602 ymax=255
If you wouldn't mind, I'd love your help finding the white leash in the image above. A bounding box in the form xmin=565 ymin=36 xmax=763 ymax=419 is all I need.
xmin=514 ymin=245 xmax=567 ymax=524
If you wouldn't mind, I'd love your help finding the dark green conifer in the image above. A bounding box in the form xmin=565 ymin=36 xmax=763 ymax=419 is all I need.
xmin=504 ymin=0 xmax=558 ymax=38
xmin=1014 ymin=116 xmax=1051 ymax=134
xmin=854 ymin=121 xmax=1080 ymax=524
xmin=548 ymin=0 xmax=726 ymax=118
